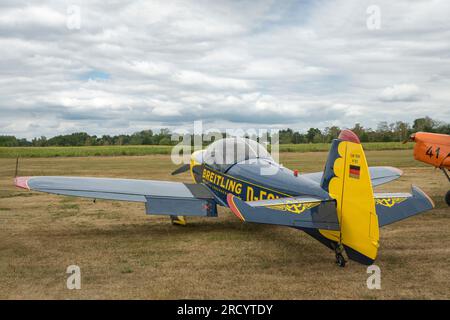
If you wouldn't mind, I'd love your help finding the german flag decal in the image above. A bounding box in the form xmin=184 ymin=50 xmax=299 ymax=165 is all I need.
xmin=349 ymin=164 xmax=360 ymax=179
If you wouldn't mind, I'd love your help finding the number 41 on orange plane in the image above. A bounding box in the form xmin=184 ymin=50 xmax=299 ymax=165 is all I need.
xmin=406 ymin=132 xmax=450 ymax=206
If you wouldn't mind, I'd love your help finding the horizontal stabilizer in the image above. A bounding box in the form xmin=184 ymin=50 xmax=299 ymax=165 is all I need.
xmin=302 ymin=166 xmax=402 ymax=187
xmin=227 ymin=194 xmax=339 ymax=230
xmin=375 ymin=185 xmax=435 ymax=227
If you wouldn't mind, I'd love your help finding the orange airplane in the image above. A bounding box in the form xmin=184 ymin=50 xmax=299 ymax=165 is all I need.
xmin=407 ymin=132 xmax=450 ymax=205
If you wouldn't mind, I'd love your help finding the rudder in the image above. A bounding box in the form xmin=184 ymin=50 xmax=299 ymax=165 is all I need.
xmin=320 ymin=130 xmax=379 ymax=265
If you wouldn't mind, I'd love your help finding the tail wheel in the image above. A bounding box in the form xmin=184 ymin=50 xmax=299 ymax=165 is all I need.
xmin=445 ymin=191 xmax=450 ymax=206
xmin=335 ymin=253 xmax=346 ymax=267
xmin=334 ymin=243 xmax=347 ymax=267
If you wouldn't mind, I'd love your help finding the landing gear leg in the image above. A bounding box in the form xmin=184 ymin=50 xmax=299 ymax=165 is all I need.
xmin=335 ymin=244 xmax=346 ymax=267
xmin=442 ymin=169 xmax=450 ymax=206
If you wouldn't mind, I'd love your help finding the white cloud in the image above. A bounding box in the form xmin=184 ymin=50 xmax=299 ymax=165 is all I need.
xmin=173 ymin=70 xmax=251 ymax=90
xmin=0 ymin=6 xmax=65 ymax=28
xmin=379 ymin=84 xmax=428 ymax=102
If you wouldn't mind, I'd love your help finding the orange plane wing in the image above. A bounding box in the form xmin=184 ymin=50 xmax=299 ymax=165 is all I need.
xmin=409 ymin=132 xmax=450 ymax=169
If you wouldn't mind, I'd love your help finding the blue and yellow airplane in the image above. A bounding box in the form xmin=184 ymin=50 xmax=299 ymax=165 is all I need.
xmin=14 ymin=130 xmax=434 ymax=267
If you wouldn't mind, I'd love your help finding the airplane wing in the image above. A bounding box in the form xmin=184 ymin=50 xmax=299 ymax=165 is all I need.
xmin=301 ymin=166 xmax=402 ymax=187
xmin=226 ymin=194 xmax=339 ymax=230
xmin=14 ymin=176 xmax=218 ymax=217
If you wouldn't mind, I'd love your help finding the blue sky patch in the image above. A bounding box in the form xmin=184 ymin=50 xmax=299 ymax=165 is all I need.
xmin=80 ymin=70 xmax=110 ymax=81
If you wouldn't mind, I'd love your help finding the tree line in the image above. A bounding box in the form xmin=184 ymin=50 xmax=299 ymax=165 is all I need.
xmin=0 ymin=117 xmax=448 ymax=147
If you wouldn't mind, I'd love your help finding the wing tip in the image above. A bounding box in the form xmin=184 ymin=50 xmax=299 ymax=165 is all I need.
xmin=226 ymin=193 xmax=245 ymax=221
xmin=378 ymin=166 xmax=403 ymax=177
xmin=412 ymin=184 xmax=435 ymax=209
xmin=14 ymin=176 xmax=31 ymax=190
xmin=390 ymin=166 xmax=403 ymax=176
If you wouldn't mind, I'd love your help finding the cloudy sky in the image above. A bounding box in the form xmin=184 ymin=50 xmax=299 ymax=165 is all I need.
xmin=1 ymin=0 xmax=449 ymax=139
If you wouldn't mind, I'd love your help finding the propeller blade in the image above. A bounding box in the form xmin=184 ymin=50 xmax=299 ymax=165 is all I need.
xmin=402 ymin=133 xmax=415 ymax=144
xmin=15 ymin=157 xmax=19 ymax=177
xmin=171 ymin=164 xmax=190 ymax=176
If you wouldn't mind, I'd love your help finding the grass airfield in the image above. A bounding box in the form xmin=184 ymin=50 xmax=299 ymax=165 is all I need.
xmin=0 ymin=149 xmax=449 ymax=299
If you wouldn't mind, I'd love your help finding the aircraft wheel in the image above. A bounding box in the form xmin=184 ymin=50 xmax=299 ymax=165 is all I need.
xmin=445 ymin=191 xmax=450 ymax=206
xmin=170 ymin=215 xmax=186 ymax=226
xmin=335 ymin=253 xmax=346 ymax=267
xmin=334 ymin=244 xmax=346 ymax=267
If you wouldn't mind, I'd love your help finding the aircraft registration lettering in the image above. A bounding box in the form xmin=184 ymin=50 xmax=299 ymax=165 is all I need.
xmin=350 ymin=153 xmax=361 ymax=165
xmin=246 ymin=186 xmax=280 ymax=201
xmin=349 ymin=152 xmax=361 ymax=179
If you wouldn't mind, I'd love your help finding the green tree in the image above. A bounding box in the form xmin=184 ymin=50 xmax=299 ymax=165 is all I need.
xmin=413 ymin=117 xmax=435 ymax=132
xmin=279 ymin=129 xmax=294 ymax=144
xmin=323 ymin=126 xmax=340 ymax=142
xmin=306 ymin=128 xmax=321 ymax=143
xmin=394 ymin=121 xmax=410 ymax=141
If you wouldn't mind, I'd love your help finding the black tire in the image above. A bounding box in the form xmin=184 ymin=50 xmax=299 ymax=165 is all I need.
xmin=445 ymin=190 xmax=450 ymax=206
xmin=335 ymin=254 xmax=346 ymax=267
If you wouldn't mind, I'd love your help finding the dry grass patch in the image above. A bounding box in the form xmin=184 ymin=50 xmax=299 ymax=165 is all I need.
xmin=0 ymin=151 xmax=448 ymax=299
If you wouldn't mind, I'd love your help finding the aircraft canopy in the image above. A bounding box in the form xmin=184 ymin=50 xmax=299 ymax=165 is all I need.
xmin=203 ymin=137 xmax=273 ymax=172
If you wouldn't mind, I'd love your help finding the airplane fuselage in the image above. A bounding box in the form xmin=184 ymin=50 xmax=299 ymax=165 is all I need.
xmin=192 ymin=159 xmax=330 ymax=207
xmin=411 ymin=132 xmax=450 ymax=169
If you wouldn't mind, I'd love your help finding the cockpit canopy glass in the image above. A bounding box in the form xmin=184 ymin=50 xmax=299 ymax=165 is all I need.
xmin=203 ymin=137 xmax=273 ymax=172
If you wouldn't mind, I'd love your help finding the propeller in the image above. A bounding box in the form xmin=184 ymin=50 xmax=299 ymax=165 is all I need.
xmin=402 ymin=133 xmax=416 ymax=144
xmin=171 ymin=164 xmax=190 ymax=176
xmin=15 ymin=157 xmax=19 ymax=177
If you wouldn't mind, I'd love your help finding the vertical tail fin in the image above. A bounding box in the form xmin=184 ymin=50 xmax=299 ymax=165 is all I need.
xmin=320 ymin=130 xmax=379 ymax=265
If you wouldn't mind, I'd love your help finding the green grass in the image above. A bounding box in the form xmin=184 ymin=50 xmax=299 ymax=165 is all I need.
xmin=0 ymin=145 xmax=173 ymax=158
xmin=0 ymin=142 xmax=413 ymax=158
xmin=278 ymin=142 xmax=413 ymax=153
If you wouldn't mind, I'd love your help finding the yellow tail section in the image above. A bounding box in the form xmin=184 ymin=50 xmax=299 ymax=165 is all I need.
xmin=320 ymin=131 xmax=379 ymax=264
